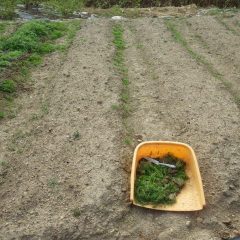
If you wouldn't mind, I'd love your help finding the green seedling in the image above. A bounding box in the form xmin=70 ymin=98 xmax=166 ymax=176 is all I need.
xmin=0 ymin=111 xmax=4 ymax=119
xmin=48 ymin=178 xmax=59 ymax=188
xmin=72 ymin=208 xmax=81 ymax=217
xmin=73 ymin=131 xmax=80 ymax=140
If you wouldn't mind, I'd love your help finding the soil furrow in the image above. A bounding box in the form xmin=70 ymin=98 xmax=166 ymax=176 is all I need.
xmin=118 ymin=18 xmax=240 ymax=239
xmin=182 ymin=16 xmax=240 ymax=96
xmin=222 ymin=12 xmax=240 ymax=32
xmin=0 ymin=19 xmax=126 ymax=239
xmin=0 ymin=15 xmax=240 ymax=240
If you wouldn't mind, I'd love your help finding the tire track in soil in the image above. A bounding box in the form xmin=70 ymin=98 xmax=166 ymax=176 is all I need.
xmin=0 ymin=19 xmax=129 ymax=239
xmin=118 ymin=18 xmax=240 ymax=240
xmin=180 ymin=16 xmax=240 ymax=97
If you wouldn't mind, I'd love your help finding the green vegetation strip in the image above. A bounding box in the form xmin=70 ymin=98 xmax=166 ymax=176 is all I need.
xmin=112 ymin=24 xmax=132 ymax=145
xmin=165 ymin=20 xmax=240 ymax=106
xmin=0 ymin=20 xmax=80 ymax=120
xmin=135 ymin=154 xmax=188 ymax=205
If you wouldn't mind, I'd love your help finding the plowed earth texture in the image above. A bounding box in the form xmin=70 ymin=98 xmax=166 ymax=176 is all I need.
xmin=0 ymin=12 xmax=240 ymax=240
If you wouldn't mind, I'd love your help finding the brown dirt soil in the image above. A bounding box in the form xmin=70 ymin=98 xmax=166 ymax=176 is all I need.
xmin=177 ymin=14 xmax=240 ymax=94
xmin=0 ymin=12 xmax=240 ymax=240
xmin=86 ymin=4 xmax=198 ymax=18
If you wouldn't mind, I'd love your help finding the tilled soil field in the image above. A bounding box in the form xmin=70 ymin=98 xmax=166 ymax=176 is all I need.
xmin=0 ymin=12 xmax=240 ymax=240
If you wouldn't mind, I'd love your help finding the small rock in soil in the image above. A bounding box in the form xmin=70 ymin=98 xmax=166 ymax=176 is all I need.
xmin=111 ymin=16 xmax=125 ymax=20
xmin=186 ymin=220 xmax=191 ymax=227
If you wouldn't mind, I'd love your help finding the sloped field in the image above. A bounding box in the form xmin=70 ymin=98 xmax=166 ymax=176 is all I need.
xmin=0 ymin=11 xmax=240 ymax=240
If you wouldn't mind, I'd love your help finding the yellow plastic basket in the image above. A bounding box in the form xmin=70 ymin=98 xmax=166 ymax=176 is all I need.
xmin=130 ymin=141 xmax=206 ymax=211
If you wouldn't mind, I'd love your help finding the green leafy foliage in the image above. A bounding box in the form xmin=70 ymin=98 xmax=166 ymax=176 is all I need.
xmin=47 ymin=0 xmax=85 ymax=17
xmin=0 ymin=22 xmax=8 ymax=33
xmin=0 ymin=51 xmax=23 ymax=69
xmin=0 ymin=80 xmax=16 ymax=93
xmin=0 ymin=111 xmax=5 ymax=119
xmin=27 ymin=53 xmax=42 ymax=66
xmin=1 ymin=21 xmax=66 ymax=53
xmin=112 ymin=24 xmax=131 ymax=119
xmin=135 ymin=154 xmax=188 ymax=205
xmin=0 ymin=20 xmax=79 ymax=119
xmin=0 ymin=0 xmax=16 ymax=20
xmin=0 ymin=20 xmax=68 ymax=78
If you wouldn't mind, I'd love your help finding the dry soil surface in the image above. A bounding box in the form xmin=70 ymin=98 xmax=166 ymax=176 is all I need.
xmin=0 ymin=12 xmax=240 ymax=240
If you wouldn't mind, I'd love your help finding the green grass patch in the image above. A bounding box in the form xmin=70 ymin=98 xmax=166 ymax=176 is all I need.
xmin=165 ymin=19 xmax=240 ymax=107
xmin=112 ymin=24 xmax=133 ymax=147
xmin=112 ymin=24 xmax=131 ymax=116
xmin=27 ymin=53 xmax=43 ymax=66
xmin=45 ymin=0 xmax=85 ymax=17
xmin=0 ymin=111 xmax=5 ymax=119
xmin=0 ymin=1 xmax=16 ymax=20
xmin=0 ymin=20 xmax=69 ymax=77
xmin=0 ymin=21 xmax=67 ymax=53
xmin=0 ymin=19 xmax=80 ymax=119
xmin=0 ymin=50 xmax=23 ymax=69
xmin=135 ymin=154 xmax=188 ymax=205
xmin=0 ymin=22 xmax=8 ymax=34
xmin=48 ymin=178 xmax=59 ymax=188
xmin=0 ymin=159 xmax=8 ymax=167
xmin=0 ymin=80 xmax=16 ymax=93
xmin=124 ymin=137 xmax=132 ymax=145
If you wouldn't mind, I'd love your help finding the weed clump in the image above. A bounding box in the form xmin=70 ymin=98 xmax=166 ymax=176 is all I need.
xmin=135 ymin=154 xmax=188 ymax=205
xmin=0 ymin=20 xmax=80 ymax=119
xmin=72 ymin=208 xmax=81 ymax=217
xmin=1 ymin=21 xmax=66 ymax=53
xmin=0 ymin=80 xmax=16 ymax=93
xmin=73 ymin=131 xmax=80 ymax=140
xmin=0 ymin=0 xmax=16 ymax=20
xmin=0 ymin=112 xmax=4 ymax=119
xmin=0 ymin=20 xmax=68 ymax=74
